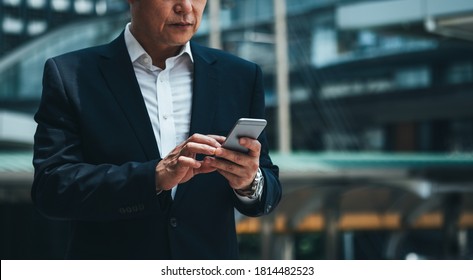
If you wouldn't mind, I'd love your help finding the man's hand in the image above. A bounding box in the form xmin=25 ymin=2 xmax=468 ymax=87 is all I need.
xmin=204 ymin=137 xmax=261 ymax=191
xmin=155 ymin=134 xmax=220 ymax=191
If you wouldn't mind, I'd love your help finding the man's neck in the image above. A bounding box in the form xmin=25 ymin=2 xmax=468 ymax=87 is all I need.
xmin=128 ymin=26 xmax=183 ymax=69
xmin=148 ymin=45 xmax=182 ymax=69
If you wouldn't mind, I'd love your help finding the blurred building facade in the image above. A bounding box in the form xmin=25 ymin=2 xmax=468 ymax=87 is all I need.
xmin=0 ymin=0 xmax=127 ymax=57
xmin=1 ymin=0 xmax=473 ymax=259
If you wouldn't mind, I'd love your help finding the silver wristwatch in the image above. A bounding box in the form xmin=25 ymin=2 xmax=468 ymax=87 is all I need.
xmin=236 ymin=168 xmax=264 ymax=199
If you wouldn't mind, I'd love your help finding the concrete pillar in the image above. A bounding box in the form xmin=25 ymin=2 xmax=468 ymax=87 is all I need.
xmin=209 ymin=0 xmax=222 ymax=49
xmin=273 ymin=0 xmax=291 ymax=153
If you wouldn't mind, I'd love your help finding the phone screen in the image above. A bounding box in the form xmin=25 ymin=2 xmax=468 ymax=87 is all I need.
xmin=222 ymin=118 xmax=267 ymax=153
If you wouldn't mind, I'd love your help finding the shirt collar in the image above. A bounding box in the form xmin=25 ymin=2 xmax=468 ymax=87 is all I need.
xmin=124 ymin=23 xmax=194 ymax=65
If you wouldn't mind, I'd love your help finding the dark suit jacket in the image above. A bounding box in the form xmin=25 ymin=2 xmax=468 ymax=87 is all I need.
xmin=32 ymin=32 xmax=281 ymax=259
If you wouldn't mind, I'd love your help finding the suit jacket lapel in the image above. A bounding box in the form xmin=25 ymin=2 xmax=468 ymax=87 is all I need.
xmin=98 ymin=33 xmax=160 ymax=161
xmin=188 ymin=42 xmax=219 ymax=136
xmin=173 ymin=42 xmax=219 ymax=204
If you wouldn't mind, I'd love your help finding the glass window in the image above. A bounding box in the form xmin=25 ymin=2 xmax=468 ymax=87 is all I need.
xmin=321 ymin=82 xmax=355 ymax=99
xmin=51 ymin=0 xmax=71 ymax=12
xmin=95 ymin=1 xmax=108 ymax=15
xmin=74 ymin=0 xmax=94 ymax=14
xmin=449 ymin=120 xmax=473 ymax=152
xmin=2 ymin=16 xmax=23 ymax=34
xmin=3 ymin=0 xmax=22 ymax=6
xmin=311 ymin=27 xmax=337 ymax=67
xmin=323 ymin=131 xmax=360 ymax=151
xmin=27 ymin=0 xmax=47 ymax=9
xmin=27 ymin=20 xmax=47 ymax=36
xmin=358 ymin=30 xmax=377 ymax=48
xmin=395 ymin=66 xmax=431 ymax=89
xmin=446 ymin=62 xmax=473 ymax=84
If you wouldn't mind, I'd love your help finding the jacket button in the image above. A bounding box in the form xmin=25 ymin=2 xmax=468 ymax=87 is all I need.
xmin=170 ymin=217 xmax=178 ymax=228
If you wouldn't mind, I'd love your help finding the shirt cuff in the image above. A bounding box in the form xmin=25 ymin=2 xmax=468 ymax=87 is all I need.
xmin=234 ymin=189 xmax=259 ymax=204
xmin=234 ymin=168 xmax=264 ymax=204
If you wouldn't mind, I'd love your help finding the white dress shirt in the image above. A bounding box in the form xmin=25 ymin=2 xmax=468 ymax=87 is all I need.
xmin=125 ymin=23 xmax=192 ymax=198
xmin=124 ymin=24 xmax=258 ymax=202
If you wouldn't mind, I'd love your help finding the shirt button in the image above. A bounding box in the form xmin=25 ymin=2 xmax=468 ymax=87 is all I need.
xmin=163 ymin=114 xmax=168 ymax=120
xmin=170 ymin=217 xmax=178 ymax=228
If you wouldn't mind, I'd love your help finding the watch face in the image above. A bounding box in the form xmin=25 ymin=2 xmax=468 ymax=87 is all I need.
xmin=250 ymin=168 xmax=264 ymax=199
xmin=256 ymin=169 xmax=263 ymax=182
xmin=237 ymin=169 xmax=264 ymax=199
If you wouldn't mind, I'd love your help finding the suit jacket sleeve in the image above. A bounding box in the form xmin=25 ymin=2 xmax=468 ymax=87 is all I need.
xmin=32 ymin=58 xmax=160 ymax=221
xmin=232 ymin=65 xmax=282 ymax=217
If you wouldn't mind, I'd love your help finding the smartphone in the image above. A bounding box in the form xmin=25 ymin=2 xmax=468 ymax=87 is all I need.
xmin=222 ymin=118 xmax=267 ymax=153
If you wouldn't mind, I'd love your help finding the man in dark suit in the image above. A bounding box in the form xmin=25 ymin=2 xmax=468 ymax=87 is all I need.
xmin=32 ymin=0 xmax=281 ymax=259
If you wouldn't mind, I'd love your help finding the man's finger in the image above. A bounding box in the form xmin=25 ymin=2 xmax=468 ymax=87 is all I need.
xmin=239 ymin=137 xmax=261 ymax=157
xmin=187 ymin=133 xmax=222 ymax=148
xmin=217 ymin=169 xmax=252 ymax=189
xmin=181 ymin=142 xmax=217 ymax=156
xmin=207 ymin=156 xmax=248 ymax=176
xmin=177 ymin=156 xmax=202 ymax=169
xmin=207 ymin=134 xmax=226 ymax=144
